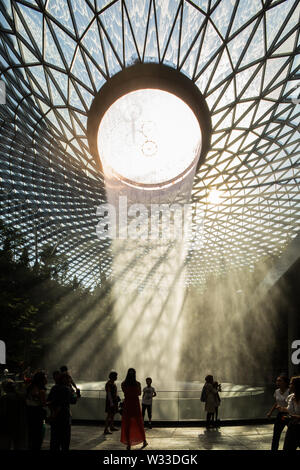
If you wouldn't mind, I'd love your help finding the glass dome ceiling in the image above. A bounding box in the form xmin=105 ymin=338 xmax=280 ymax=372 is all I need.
xmin=0 ymin=0 xmax=299 ymax=287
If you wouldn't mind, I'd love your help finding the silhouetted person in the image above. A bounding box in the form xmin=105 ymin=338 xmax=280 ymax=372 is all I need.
xmin=120 ymin=368 xmax=148 ymax=450
xmin=213 ymin=381 xmax=221 ymax=427
xmin=104 ymin=371 xmax=119 ymax=434
xmin=0 ymin=379 xmax=27 ymax=449
xmin=25 ymin=371 xmax=47 ymax=450
xmin=53 ymin=370 xmax=60 ymax=385
xmin=47 ymin=372 xmax=77 ymax=451
xmin=277 ymin=376 xmax=300 ymax=450
xmin=60 ymin=365 xmax=80 ymax=397
xmin=267 ymin=375 xmax=289 ymax=450
xmin=202 ymin=375 xmax=219 ymax=429
xmin=142 ymin=377 xmax=156 ymax=429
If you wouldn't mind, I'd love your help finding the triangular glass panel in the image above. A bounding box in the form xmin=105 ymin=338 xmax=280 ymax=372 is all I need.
xmin=123 ymin=6 xmax=140 ymax=66
xmin=179 ymin=1 xmax=205 ymax=67
xmin=34 ymin=97 xmax=50 ymax=118
xmin=50 ymin=22 xmax=77 ymax=68
xmin=99 ymin=1 xmax=123 ymax=66
xmin=61 ymin=124 xmax=74 ymax=142
xmin=195 ymin=53 xmax=219 ymax=94
xmin=275 ymin=103 xmax=293 ymax=121
xmin=44 ymin=22 xmax=65 ymax=69
xmin=213 ymin=108 xmax=234 ymax=131
xmin=253 ymin=98 xmax=275 ymax=124
xmin=214 ymin=79 xmax=235 ymax=112
xmin=235 ymin=64 xmax=258 ymax=98
xmin=96 ymin=0 xmax=116 ymax=12
xmin=84 ymin=55 xmax=106 ymax=91
xmin=75 ymin=82 xmax=94 ymax=111
xmin=239 ymin=20 xmax=264 ymax=69
xmin=14 ymin=11 xmax=35 ymax=55
xmin=195 ymin=21 xmax=223 ymax=75
xmin=291 ymin=53 xmax=300 ymax=73
xmin=186 ymin=0 xmax=209 ymax=13
xmin=155 ymin=0 xmax=185 ymax=57
xmin=241 ymin=67 xmax=263 ymax=100
xmin=17 ymin=4 xmax=43 ymax=54
xmin=227 ymin=22 xmax=256 ymax=68
xmin=0 ymin=10 xmax=12 ymax=30
xmin=49 ymin=69 xmax=68 ymax=102
xmin=263 ymin=57 xmax=288 ymax=90
xmin=47 ymin=73 xmax=66 ymax=106
xmin=210 ymin=0 xmax=235 ymax=39
xmin=143 ymin=0 xmax=160 ymax=61
xmin=47 ymin=0 xmax=74 ymax=34
xmin=162 ymin=7 xmax=181 ymax=67
xmin=100 ymin=30 xmax=122 ymax=78
xmin=274 ymin=31 xmax=296 ymax=55
xmin=2 ymin=0 xmax=13 ymax=20
xmin=230 ymin=0 xmax=261 ymax=35
xmin=69 ymin=81 xmax=85 ymax=111
xmin=57 ymin=107 xmax=73 ymax=132
xmin=72 ymin=111 xmax=88 ymax=132
xmin=69 ymin=0 xmax=95 ymax=38
xmin=241 ymin=131 xmax=259 ymax=150
xmin=28 ymin=65 xmax=49 ymax=99
xmin=206 ymin=85 xmax=225 ymax=112
xmin=19 ymin=42 xmax=39 ymax=64
xmin=70 ymin=114 xmax=85 ymax=136
xmin=180 ymin=28 xmax=204 ymax=80
xmin=71 ymin=47 xmax=93 ymax=90
xmin=81 ymin=19 xmax=107 ymax=76
xmin=46 ymin=109 xmax=64 ymax=136
xmin=209 ymin=49 xmax=233 ymax=91
xmin=265 ymin=85 xmax=282 ymax=102
xmin=124 ymin=0 xmax=150 ymax=58
xmin=265 ymin=0 xmax=296 ymax=50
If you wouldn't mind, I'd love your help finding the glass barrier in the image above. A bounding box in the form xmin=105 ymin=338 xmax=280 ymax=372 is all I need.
xmin=0 ymin=379 xmax=275 ymax=422
xmin=68 ymin=388 xmax=275 ymax=422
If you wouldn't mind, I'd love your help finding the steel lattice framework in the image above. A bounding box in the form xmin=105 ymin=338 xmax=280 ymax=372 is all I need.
xmin=0 ymin=0 xmax=299 ymax=288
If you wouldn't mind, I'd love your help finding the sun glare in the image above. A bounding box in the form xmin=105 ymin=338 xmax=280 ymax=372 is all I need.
xmin=97 ymin=89 xmax=202 ymax=186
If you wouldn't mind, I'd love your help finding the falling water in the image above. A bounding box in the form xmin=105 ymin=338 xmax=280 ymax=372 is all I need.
xmin=111 ymin=237 xmax=187 ymax=385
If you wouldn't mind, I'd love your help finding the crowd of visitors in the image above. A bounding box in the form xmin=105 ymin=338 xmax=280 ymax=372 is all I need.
xmin=0 ymin=365 xmax=80 ymax=450
xmin=1 ymin=365 xmax=299 ymax=451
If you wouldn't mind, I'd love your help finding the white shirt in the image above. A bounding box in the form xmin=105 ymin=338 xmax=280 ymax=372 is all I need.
xmin=142 ymin=386 xmax=156 ymax=405
xmin=287 ymin=393 xmax=300 ymax=415
xmin=274 ymin=388 xmax=289 ymax=408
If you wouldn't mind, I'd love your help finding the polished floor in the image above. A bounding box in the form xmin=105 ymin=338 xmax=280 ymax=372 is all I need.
xmin=41 ymin=423 xmax=289 ymax=451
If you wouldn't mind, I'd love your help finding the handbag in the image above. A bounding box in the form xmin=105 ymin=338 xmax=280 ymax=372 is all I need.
xmin=118 ymin=400 xmax=124 ymax=415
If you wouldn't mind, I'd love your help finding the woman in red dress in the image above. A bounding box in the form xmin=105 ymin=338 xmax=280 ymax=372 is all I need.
xmin=120 ymin=368 xmax=148 ymax=450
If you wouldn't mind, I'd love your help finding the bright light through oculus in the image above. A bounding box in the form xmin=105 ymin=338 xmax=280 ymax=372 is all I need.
xmin=97 ymin=89 xmax=202 ymax=186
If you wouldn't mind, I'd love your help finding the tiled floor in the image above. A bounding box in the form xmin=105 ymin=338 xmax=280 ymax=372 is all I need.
xmin=42 ymin=423 xmax=289 ymax=451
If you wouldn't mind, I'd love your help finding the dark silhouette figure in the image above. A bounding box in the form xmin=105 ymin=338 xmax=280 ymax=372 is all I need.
xmin=202 ymin=375 xmax=219 ymax=429
xmin=25 ymin=371 xmax=47 ymax=450
xmin=213 ymin=381 xmax=221 ymax=427
xmin=120 ymin=368 xmax=148 ymax=450
xmin=277 ymin=376 xmax=300 ymax=450
xmin=0 ymin=379 xmax=27 ymax=449
xmin=142 ymin=377 xmax=156 ymax=429
xmin=267 ymin=375 xmax=290 ymax=450
xmin=47 ymin=372 xmax=77 ymax=451
xmin=104 ymin=371 xmax=119 ymax=434
xmin=60 ymin=365 xmax=80 ymax=397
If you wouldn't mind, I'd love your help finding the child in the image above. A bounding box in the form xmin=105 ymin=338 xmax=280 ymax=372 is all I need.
xmin=60 ymin=365 xmax=80 ymax=397
xmin=213 ymin=381 xmax=221 ymax=427
xmin=142 ymin=377 xmax=156 ymax=429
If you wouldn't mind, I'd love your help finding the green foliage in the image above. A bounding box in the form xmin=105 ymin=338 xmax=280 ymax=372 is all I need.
xmin=0 ymin=220 xmax=106 ymax=371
